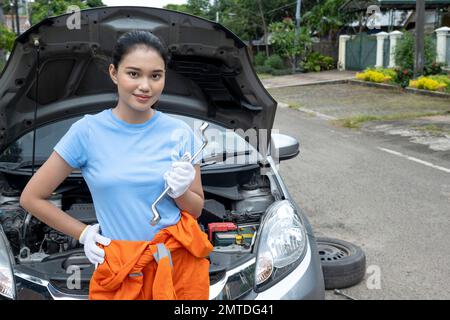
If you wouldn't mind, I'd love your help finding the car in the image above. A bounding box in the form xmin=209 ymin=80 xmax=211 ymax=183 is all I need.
xmin=0 ymin=6 xmax=325 ymax=300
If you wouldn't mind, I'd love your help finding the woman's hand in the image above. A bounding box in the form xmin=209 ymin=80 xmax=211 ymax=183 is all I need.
xmin=164 ymin=154 xmax=196 ymax=199
xmin=79 ymin=224 xmax=111 ymax=265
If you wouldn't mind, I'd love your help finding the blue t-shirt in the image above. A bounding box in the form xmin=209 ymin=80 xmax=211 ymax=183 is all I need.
xmin=54 ymin=108 xmax=202 ymax=241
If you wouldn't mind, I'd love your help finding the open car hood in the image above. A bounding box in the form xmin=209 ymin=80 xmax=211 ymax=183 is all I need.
xmin=0 ymin=6 xmax=277 ymax=154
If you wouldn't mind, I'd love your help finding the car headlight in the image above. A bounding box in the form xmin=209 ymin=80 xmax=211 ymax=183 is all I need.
xmin=0 ymin=228 xmax=16 ymax=300
xmin=255 ymin=200 xmax=307 ymax=291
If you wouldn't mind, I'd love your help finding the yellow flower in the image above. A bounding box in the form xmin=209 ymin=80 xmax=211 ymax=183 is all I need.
xmin=356 ymin=72 xmax=365 ymax=80
xmin=356 ymin=69 xmax=394 ymax=83
xmin=409 ymin=80 xmax=418 ymax=88
xmin=414 ymin=77 xmax=441 ymax=91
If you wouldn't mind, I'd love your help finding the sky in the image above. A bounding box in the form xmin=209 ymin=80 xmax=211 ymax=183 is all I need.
xmin=102 ymin=0 xmax=187 ymax=8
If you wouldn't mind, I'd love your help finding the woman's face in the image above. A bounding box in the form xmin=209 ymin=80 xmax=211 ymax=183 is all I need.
xmin=109 ymin=45 xmax=165 ymax=113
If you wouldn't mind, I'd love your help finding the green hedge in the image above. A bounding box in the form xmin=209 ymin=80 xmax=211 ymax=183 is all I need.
xmin=299 ymin=52 xmax=335 ymax=72
xmin=255 ymin=65 xmax=292 ymax=76
xmin=254 ymin=52 xmax=267 ymax=66
xmin=255 ymin=65 xmax=273 ymax=74
xmin=270 ymin=69 xmax=292 ymax=76
xmin=394 ymin=32 xmax=436 ymax=73
xmin=264 ymin=54 xmax=284 ymax=70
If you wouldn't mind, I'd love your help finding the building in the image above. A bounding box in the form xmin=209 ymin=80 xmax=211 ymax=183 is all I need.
xmin=3 ymin=0 xmax=31 ymax=34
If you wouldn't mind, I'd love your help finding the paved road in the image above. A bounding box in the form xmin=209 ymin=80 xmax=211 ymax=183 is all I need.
xmin=273 ymin=106 xmax=450 ymax=300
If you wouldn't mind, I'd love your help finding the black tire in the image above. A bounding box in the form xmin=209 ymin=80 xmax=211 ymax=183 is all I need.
xmin=316 ymin=237 xmax=366 ymax=290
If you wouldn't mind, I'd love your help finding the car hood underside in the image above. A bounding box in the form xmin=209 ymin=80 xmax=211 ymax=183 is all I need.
xmin=0 ymin=6 xmax=277 ymax=153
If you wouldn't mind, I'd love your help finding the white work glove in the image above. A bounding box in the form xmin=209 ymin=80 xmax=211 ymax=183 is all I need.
xmin=79 ymin=224 xmax=111 ymax=265
xmin=164 ymin=152 xmax=196 ymax=199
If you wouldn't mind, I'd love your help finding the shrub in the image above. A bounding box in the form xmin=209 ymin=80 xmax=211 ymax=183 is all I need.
xmin=264 ymin=54 xmax=284 ymax=70
xmin=254 ymin=52 xmax=267 ymax=66
xmin=428 ymin=74 xmax=450 ymax=87
xmin=270 ymin=68 xmax=292 ymax=76
xmin=255 ymin=65 xmax=273 ymax=74
xmin=409 ymin=75 xmax=449 ymax=92
xmin=355 ymin=68 xmax=393 ymax=83
xmin=0 ymin=26 xmax=15 ymax=52
xmin=376 ymin=67 xmax=397 ymax=80
xmin=423 ymin=62 xmax=447 ymax=76
xmin=393 ymin=67 xmax=414 ymax=88
xmin=299 ymin=52 xmax=335 ymax=72
xmin=394 ymin=32 xmax=436 ymax=74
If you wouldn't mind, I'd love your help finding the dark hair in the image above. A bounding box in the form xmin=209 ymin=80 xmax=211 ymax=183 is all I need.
xmin=112 ymin=30 xmax=169 ymax=69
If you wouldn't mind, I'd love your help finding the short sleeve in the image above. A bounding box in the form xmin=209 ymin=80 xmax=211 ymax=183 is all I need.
xmin=53 ymin=117 xmax=89 ymax=169
xmin=178 ymin=123 xmax=204 ymax=165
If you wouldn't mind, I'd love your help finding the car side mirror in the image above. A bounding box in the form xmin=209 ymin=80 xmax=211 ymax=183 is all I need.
xmin=270 ymin=133 xmax=300 ymax=161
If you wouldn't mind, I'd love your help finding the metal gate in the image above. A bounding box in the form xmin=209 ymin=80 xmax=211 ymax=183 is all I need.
xmin=345 ymin=33 xmax=378 ymax=71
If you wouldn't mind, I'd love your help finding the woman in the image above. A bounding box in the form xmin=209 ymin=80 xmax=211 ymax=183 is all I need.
xmin=20 ymin=30 xmax=212 ymax=300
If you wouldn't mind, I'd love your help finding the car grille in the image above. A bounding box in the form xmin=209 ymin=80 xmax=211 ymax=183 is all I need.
xmin=49 ymin=279 xmax=90 ymax=295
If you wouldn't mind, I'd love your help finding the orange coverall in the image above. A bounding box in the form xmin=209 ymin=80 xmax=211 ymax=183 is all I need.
xmin=89 ymin=210 xmax=213 ymax=300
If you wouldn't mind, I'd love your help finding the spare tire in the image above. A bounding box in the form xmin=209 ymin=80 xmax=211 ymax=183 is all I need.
xmin=316 ymin=237 xmax=366 ymax=290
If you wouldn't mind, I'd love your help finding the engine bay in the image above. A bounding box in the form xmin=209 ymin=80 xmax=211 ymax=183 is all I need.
xmin=0 ymin=167 xmax=276 ymax=274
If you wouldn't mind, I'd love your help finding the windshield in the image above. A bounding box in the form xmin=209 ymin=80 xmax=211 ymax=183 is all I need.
xmin=0 ymin=113 xmax=257 ymax=170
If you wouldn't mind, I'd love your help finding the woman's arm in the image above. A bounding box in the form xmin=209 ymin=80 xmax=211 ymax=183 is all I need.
xmin=173 ymin=164 xmax=204 ymax=218
xmin=19 ymin=151 xmax=87 ymax=240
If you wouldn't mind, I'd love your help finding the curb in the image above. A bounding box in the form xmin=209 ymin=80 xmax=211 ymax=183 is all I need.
xmin=348 ymin=79 xmax=450 ymax=99
xmin=264 ymin=79 xmax=353 ymax=89
xmin=277 ymin=102 xmax=337 ymax=120
xmin=265 ymin=77 xmax=450 ymax=99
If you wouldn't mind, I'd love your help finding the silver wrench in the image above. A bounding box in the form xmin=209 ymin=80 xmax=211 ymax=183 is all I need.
xmin=150 ymin=122 xmax=209 ymax=225
xmin=334 ymin=289 xmax=358 ymax=300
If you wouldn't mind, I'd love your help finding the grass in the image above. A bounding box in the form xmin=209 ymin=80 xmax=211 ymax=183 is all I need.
xmin=287 ymin=101 xmax=303 ymax=110
xmin=334 ymin=111 xmax=450 ymax=129
xmin=411 ymin=124 xmax=450 ymax=135
xmin=257 ymin=73 xmax=273 ymax=80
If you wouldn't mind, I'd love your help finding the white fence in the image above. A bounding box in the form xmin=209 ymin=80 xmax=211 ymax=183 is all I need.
xmin=339 ymin=26 xmax=450 ymax=71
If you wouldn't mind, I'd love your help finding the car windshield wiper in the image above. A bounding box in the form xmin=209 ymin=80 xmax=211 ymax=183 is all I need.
xmin=0 ymin=160 xmax=83 ymax=175
xmin=201 ymin=150 xmax=253 ymax=166
xmin=12 ymin=159 xmax=47 ymax=170
xmin=0 ymin=159 xmax=47 ymax=171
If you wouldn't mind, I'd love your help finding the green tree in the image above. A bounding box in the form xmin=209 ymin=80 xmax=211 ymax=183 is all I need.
xmin=0 ymin=25 xmax=15 ymax=73
xmin=0 ymin=0 xmax=15 ymax=73
xmin=212 ymin=0 xmax=297 ymax=56
xmin=0 ymin=0 xmax=6 ymax=69
xmin=186 ymin=0 xmax=211 ymax=17
xmin=302 ymin=0 xmax=356 ymax=41
xmin=164 ymin=0 xmax=211 ymax=19
xmin=269 ymin=18 xmax=312 ymax=73
xmin=164 ymin=4 xmax=190 ymax=13
xmin=394 ymin=31 xmax=436 ymax=73
xmin=0 ymin=25 xmax=15 ymax=51
xmin=165 ymin=0 xmax=299 ymax=44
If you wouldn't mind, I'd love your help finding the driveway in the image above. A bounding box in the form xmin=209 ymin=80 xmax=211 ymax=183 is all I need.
xmin=268 ymin=83 xmax=450 ymax=153
xmin=273 ymin=105 xmax=450 ymax=299
xmin=266 ymin=81 xmax=450 ymax=299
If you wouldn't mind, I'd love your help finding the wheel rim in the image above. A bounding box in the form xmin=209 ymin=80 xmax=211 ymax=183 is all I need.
xmin=318 ymin=243 xmax=350 ymax=262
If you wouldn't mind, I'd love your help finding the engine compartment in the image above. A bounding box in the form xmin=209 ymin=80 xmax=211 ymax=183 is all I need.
xmin=0 ymin=166 xmax=276 ymax=294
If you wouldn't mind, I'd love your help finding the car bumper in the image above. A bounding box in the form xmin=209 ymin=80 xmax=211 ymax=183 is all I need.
xmin=208 ymin=234 xmax=325 ymax=300
xmin=12 ymin=235 xmax=324 ymax=301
